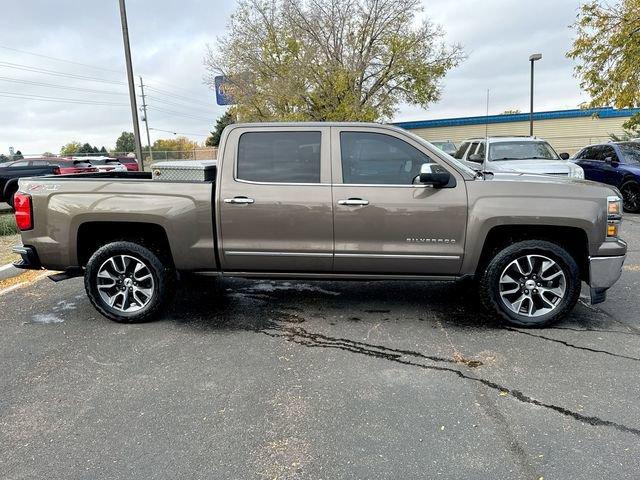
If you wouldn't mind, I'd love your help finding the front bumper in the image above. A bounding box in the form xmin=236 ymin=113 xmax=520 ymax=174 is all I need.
xmin=588 ymin=255 xmax=626 ymax=304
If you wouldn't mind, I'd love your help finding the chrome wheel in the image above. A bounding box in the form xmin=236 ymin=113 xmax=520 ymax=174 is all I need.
xmin=96 ymin=255 xmax=155 ymax=313
xmin=498 ymin=254 xmax=566 ymax=318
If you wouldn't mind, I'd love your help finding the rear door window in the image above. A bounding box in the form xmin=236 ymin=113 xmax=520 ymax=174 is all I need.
xmin=237 ymin=131 xmax=321 ymax=183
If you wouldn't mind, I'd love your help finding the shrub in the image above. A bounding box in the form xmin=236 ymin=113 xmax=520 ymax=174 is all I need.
xmin=0 ymin=214 xmax=17 ymax=236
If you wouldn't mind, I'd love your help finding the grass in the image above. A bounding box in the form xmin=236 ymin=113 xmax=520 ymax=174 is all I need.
xmin=0 ymin=213 xmax=17 ymax=236
xmin=0 ymin=233 xmax=20 ymax=265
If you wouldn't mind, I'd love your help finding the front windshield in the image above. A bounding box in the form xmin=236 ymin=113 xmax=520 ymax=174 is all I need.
xmin=619 ymin=142 xmax=640 ymax=163
xmin=488 ymin=141 xmax=558 ymax=161
xmin=402 ymin=130 xmax=476 ymax=176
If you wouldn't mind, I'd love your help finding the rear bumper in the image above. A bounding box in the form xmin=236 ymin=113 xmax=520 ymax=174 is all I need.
xmin=12 ymin=245 xmax=42 ymax=270
xmin=588 ymin=255 xmax=626 ymax=304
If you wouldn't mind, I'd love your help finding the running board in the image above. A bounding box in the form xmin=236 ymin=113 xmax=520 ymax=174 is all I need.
xmin=48 ymin=268 xmax=83 ymax=282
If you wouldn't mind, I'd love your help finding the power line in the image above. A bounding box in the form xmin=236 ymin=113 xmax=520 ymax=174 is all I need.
xmin=0 ymin=91 xmax=128 ymax=106
xmin=145 ymin=95 xmax=214 ymax=115
xmin=146 ymin=106 xmax=212 ymax=122
xmin=145 ymin=85 xmax=210 ymax=106
xmin=0 ymin=76 xmax=128 ymax=96
xmin=0 ymin=61 xmax=126 ymax=86
xmin=149 ymin=127 xmax=209 ymax=137
xmin=0 ymin=44 xmax=124 ymax=74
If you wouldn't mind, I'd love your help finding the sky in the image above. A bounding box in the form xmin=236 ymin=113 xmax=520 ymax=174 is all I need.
xmin=0 ymin=0 xmax=588 ymax=155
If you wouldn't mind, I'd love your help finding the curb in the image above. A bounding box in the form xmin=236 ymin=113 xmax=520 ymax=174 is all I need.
xmin=0 ymin=263 xmax=22 ymax=282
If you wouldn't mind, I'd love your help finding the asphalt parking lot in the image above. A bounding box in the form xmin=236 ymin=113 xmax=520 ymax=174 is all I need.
xmin=1 ymin=215 xmax=639 ymax=479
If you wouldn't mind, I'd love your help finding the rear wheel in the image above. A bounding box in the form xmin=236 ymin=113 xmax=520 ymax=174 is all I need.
xmin=479 ymin=240 xmax=581 ymax=327
xmin=621 ymin=180 xmax=640 ymax=213
xmin=85 ymin=241 xmax=175 ymax=323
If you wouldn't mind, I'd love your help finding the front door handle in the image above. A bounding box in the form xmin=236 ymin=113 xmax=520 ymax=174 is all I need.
xmin=224 ymin=196 xmax=255 ymax=204
xmin=338 ymin=198 xmax=369 ymax=206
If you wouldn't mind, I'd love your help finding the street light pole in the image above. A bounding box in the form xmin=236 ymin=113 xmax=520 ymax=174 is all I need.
xmin=118 ymin=0 xmax=144 ymax=171
xmin=529 ymin=53 xmax=542 ymax=137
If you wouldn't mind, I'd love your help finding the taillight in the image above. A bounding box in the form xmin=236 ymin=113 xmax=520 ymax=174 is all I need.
xmin=14 ymin=193 xmax=33 ymax=231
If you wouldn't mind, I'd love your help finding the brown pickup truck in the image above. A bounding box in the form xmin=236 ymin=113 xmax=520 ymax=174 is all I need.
xmin=12 ymin=123 xmax=627 ymax=327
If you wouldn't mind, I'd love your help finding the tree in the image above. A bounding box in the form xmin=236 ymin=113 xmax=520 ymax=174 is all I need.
xmin=502 ymin=109 xmax=521 ymax=115
xmin=152 ymin=137 xmax=200 ymax=159
xmin=206 ymin=109 xmax=236 ymax=147
xmin=60 ymin=141 xmax=82 ymax=156
xmin=205 ymin=0 xmax=463 ymax=122
xmin=0 ymin=154 xmax=9 ymax=163
xmin=78 ymin=143 xmax=95 ymax=154
xmin=115 ymin=131 xmax=135 ymax=153
xmin=100 ymin=146 xmax=108 ymax=154
xmin=13 ymin=150 xmax=24 ymax=160
xmin=568 ymin=0 xmax=640 ymax=130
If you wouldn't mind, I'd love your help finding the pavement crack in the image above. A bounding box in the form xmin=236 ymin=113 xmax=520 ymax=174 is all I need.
xmin=258 ymin=322 xmax=640 ymax=438
xmin=505 ymin=327 xmax=640 ymax=362
xmin=549 ymin=326 xmax=640 ymax=337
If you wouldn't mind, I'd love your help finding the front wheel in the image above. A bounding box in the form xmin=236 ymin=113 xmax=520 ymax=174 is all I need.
xmin=479 ymin=240 xmax=581 ymax=327
xmin=621 ymin=180 xmax=640 ymax=213
xmin=85 ymin=241 xmax=175 ymax=323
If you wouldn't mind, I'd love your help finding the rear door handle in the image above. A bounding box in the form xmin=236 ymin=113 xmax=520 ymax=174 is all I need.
xmin=338 ymin=198 xmax=369 ymax=206
xmin=224 ymin=196 xmax=255 ymax=204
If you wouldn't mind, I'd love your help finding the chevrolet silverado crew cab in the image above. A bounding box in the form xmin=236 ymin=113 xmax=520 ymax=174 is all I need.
xmin=12 ymin=123 xmax=626 ymax=327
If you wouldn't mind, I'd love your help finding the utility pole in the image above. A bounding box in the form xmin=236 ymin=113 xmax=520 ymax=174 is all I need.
xmin=139 ymin=76 xmax=153 ymax=163
xmin=118 ymin=0 xmax=144 ymax=171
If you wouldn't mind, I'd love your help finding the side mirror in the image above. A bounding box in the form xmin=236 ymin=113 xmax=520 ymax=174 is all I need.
xmin=559 ymin=152 xmax=570 ymax=160
xmin=604 ymin=156 xmax=619 ymax=166
xmin=468 ymin=153 xmax=484 ymax=163
xmin=418 ymin=163 xmax=452 ymax=188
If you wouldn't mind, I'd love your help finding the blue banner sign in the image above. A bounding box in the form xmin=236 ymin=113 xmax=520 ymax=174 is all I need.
xmin=215 ymin=76 xmax=234 ymax=106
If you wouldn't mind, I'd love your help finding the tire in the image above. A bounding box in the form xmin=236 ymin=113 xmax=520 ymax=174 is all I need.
xmin=84 ymin=241 xmax=175 ymax=323
xmin=5 ymin=184 xmax=17 ymax=209
xmin=621 ymin=180 xmax=640 ymax=213
xmin=478 ymin=240 xmax=581 ymax=327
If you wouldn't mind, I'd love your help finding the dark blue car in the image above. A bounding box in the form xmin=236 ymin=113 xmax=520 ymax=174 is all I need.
xmin=573 ymin=142 xmax=640 ymax=212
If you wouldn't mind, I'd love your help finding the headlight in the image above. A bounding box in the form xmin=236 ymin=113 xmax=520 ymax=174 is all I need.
xmin=569 ymin=165 xmax=584 ymax=179
xmin=607 ymin=195 xmax=622 ymax=238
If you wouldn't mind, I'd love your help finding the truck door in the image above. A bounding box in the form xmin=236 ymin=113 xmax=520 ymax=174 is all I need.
xmin=218 ymin=126 xmax=333 ymax=272
xmin=331 ymin=127 xmax=467 ymax=275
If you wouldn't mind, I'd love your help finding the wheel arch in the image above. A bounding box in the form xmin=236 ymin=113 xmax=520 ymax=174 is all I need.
xmin=77 ymin=221 xmax=174 ymax=269
xmin=474 ymin=224 xmax=590 ymax=281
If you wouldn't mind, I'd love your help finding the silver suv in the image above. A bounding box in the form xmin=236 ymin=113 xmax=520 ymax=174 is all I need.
xmin=454 ymin=136 xmax=584 ymax=179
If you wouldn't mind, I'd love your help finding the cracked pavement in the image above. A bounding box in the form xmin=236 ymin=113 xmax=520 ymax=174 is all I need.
xmin=1 ymin=214 xmax=639 ymax=479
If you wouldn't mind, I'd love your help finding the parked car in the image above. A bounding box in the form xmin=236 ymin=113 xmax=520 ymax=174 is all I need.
xmin=429 ymin=140 xmax=457 ymax=155
xmin=572 ymin=142 xmax=640 ymax=212
xmin=0 ymin=159 xmax=59 ymax=207
xmin=12 ymin=123 xmax=625 ymax=327
xmin=55 ymin=159 xmax=99 ymax=174
xmin=76 ymin=156 xmax=127 ymax=172
xmin=116 ymin=156 xmax=140 ymax=171
xmin=454 ymin=136 xmax=584 ymax=178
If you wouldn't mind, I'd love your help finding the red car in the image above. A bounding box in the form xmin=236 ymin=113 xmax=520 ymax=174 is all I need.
xmin=115 ymin=156 xmax=140 ymax=171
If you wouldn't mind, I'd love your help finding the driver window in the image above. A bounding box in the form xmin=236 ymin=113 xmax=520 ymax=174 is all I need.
xmin=340 ymin=132 xmax=435 ymax=185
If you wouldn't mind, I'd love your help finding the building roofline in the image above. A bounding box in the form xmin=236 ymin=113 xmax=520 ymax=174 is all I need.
xmin=393 ymin=107 xmax=640 ymax=130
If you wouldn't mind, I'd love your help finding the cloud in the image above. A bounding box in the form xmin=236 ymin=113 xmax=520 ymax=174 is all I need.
xmin=0 ymin=0 xmax=586 ymax=154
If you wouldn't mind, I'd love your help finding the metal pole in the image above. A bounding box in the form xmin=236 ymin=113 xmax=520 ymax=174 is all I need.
xmin=529 ymin=59 xmax=534 ymax=136
xmin=118 ymin=0 xmax=144 ymax=171
xmin=139 ymin=76 xmax=153 ymax=164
